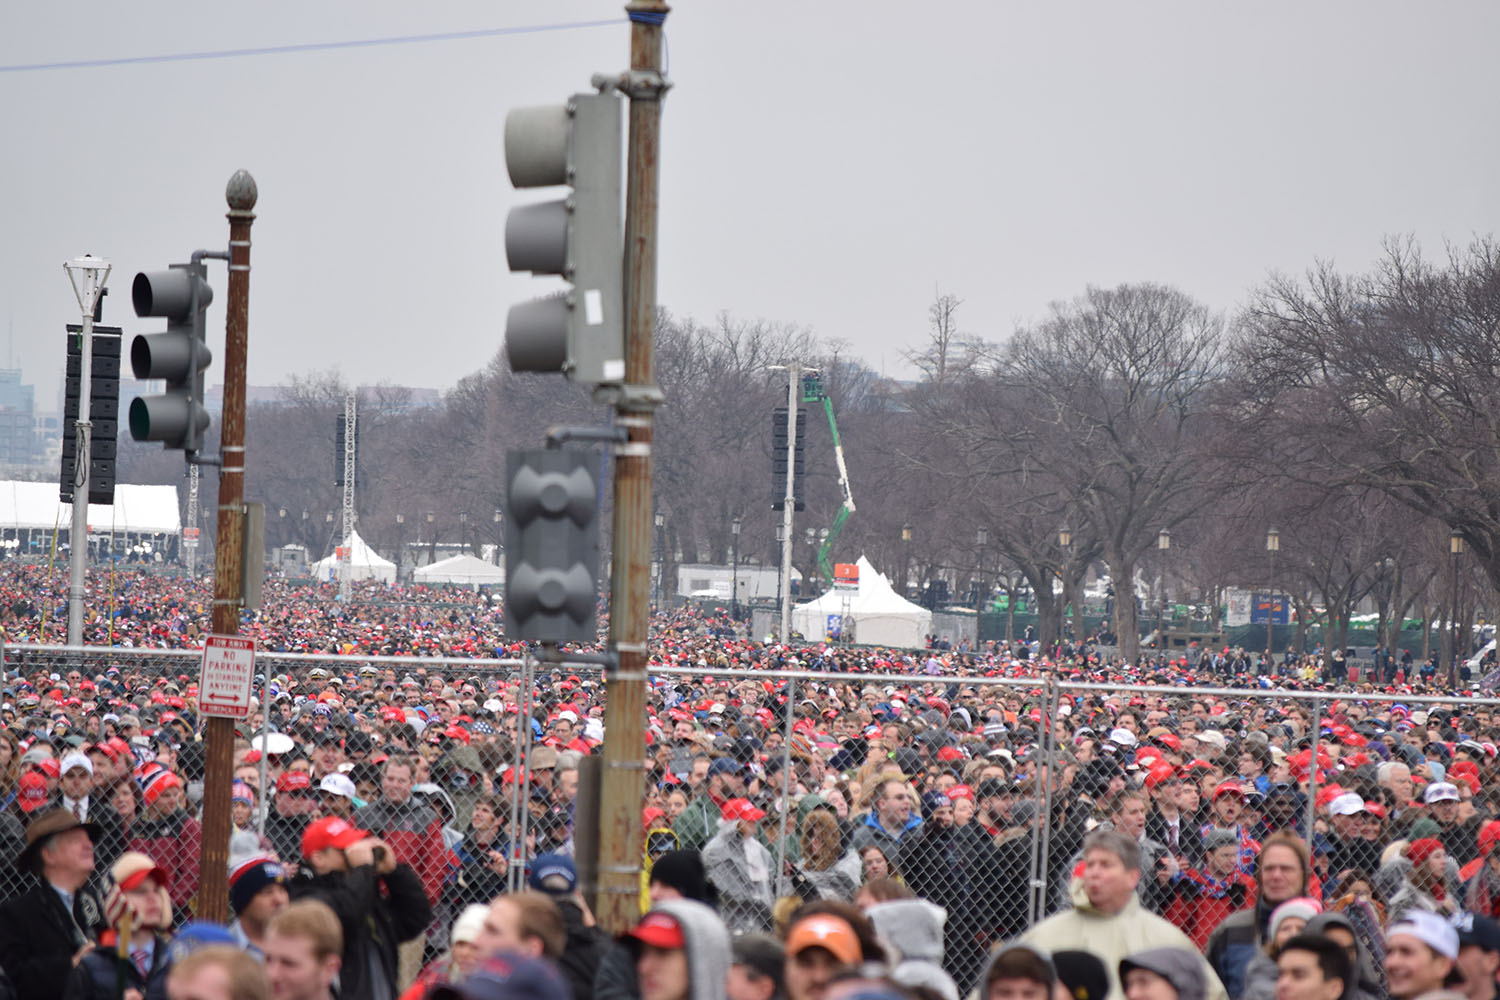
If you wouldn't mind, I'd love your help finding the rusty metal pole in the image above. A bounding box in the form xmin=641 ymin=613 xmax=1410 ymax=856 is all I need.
xmin=199 ymin=170 xmax=256 ymax=923
xmin=597 ymin=0 xmax=669 ymax=933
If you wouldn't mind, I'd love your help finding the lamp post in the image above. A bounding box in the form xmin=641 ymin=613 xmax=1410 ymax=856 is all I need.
xmin=1451 ymin=530 xmax=1465 ymax=688
xmin=459 ymin=510 xmax=469 ymax=555
xmin=1266 ymin=528 xmax=1280 ymax=663
xmin=976 ymin=528 xmax=989 ymax=617
xmin=731 ymin=516 xmax=742 ymax=621
xmin=395 ymin=513 xmax=406 ymax=578
xmin=654 ymin=513 xmax=665 ymax=608
xmin=492 ymin=509 xmax=503 ymax=565
xmin=901 ymin=523 xmax=913 ymax=600
xmin=1058 ymin=528 xmax=1072 ymax=640
xmin=1157 ymin=529 xmax=1171 ymax=653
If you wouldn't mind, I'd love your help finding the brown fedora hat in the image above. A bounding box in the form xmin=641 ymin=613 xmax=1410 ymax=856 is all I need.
xmin=14 ymin=807 xmax=101 ymax=873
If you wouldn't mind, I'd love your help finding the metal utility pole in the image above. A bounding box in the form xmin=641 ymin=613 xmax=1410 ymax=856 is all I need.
xmin=774 ymin=364 xmax=800 ymax=641
xmin=199 ymin=170 xmax=256 ymax=924
xmin=64 ymin=255 xmax=111 ymax=646
xmin=597 ymin=0 xmax=669 ymax=934
xmin=339 ymin=390 xmax=356 ymax=601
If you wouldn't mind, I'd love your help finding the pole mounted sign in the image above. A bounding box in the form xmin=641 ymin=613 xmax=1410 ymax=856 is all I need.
xmin=199 ymin=634 xmax=256 ymax=719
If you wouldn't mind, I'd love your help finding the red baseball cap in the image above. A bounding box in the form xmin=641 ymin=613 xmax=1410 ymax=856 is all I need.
xmin=301 ymin=816 xmax=370 ymax=858
xmin=17 ymin=773 xmax=49 ymax=812
xmin=277 ymin=771 xmax=312 ymax=794
xmin=721 ymin=798 xmax=766 ymax=823
xmin=629 ymin=911 xmax=686 ymax=950
xmin=1212 ymin=781 xmax=1245 ymax=801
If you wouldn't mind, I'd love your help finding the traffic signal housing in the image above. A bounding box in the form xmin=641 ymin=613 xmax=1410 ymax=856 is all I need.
xmin=503 ymin=92 xmax=625 ymax=385
xmin=504 ymin=449 xmax=601 ymax=643
xmin=128 ymin=263 xmax=213 ymax=455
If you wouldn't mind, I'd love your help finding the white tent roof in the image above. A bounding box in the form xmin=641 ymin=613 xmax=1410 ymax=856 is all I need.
xmin=414 ymin=553 xmax=505 ymax=586
xmin=311 ymin=528 xmax=396 ymax=583
xmin=791 ymin=555 xmax=932 ymax=648
xmin=0 ymin=481 xmax=181 ymax=534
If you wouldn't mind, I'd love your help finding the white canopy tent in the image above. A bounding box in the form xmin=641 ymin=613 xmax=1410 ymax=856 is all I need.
xmin=792 ymin=555 xmax=932 ymax=648
xmin=413 ymin=553 xmax=505 ymax=587
xmin=312 ymin=529 xmax=396 ymax=584
xmin=0 ymin=481 xmax=181 ymax=534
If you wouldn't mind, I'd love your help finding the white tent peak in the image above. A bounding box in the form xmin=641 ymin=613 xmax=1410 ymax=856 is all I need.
xmin=311 ymin=529 xmax=395 ymax=584
xmin=791 ymin=554 xmax=932 ymax=647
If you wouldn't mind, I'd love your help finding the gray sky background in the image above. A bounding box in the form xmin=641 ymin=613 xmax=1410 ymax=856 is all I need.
xmin=3 ymin=2 xmax=1498 ymax=407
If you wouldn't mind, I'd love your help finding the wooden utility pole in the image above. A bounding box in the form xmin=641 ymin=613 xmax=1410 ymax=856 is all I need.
xmin=597 ymin=0 xmax=668 ymax=932
xmin=198 ymin=170 xmax=256 ymax=923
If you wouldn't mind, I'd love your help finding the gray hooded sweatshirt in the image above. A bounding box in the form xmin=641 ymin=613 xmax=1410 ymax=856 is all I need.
xmin=867 ymin=898 xmax=959 ymax=1000
xmin=653 ymin=899 xmax=733 ymax=1000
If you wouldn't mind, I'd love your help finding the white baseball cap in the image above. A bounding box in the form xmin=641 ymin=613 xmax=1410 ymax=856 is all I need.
xmin=318 ymin=774 xmax=357 ymax=799
xmin=1424 ymin=781 xmax=1461 ymax=804
xmin=1328 ymin=792 xmax=1368 ymax=817
xmin=1108 ymin=727 xmax=1138 ymax=747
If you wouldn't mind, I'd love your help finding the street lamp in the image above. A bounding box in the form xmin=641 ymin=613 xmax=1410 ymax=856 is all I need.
xmin=654 ymin=513 xmax=665 ymax=608
xmin=459 ymin=510 xmax=469 ymax=554
xmin=776 ymin=522 xmax=787 ymax=622
xmin=1157 ymin=529 xmax=1171 ymax=652
xmin=901 ymin=523 xmax=913 ymax=600
xmin=1058 ymin=528 xmax=1072 ymax=639
xmin=492 ymin=509 xmax=503 ymax=565
xmin=1451 ymin=529 xmax=1465 ymax=687
xmin=975 ymin=527 xmax=989 ymax=619
xmin=1265 ymin=528 xmax=1280 ymax=662
xmin=731 ymin=516 xmax=742 ymax=621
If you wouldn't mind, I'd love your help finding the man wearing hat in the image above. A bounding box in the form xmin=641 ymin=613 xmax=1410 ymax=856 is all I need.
xmin=703 ymin=798 xmax=774 ymax=934
xmin=1385 ymin=910 xmax=1466 ymax=1000
xmin=529 ymin=852 xmax=607 ymax=1000
xmin=0 ymin=806 xmax=107 ymax=997
xmin=1455 ymin=913 xmax=1500 ymax=1000
xmin=975 ymin=941 xmax=1056 ymax=1000
xmin=673 ymin=757 xmax=747 ymax=852
xmin=228 ymin=855 xmax=290 ymax=958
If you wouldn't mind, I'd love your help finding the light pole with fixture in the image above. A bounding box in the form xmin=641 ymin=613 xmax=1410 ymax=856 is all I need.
xmin=1265 ymin=528 xmax=1280 ymax=663
xmin=976 ymin=527 xmax=989 ymax=618
xmin=901 ymin=523 xmax=913 ymax=601
xmin=1157 ymin=529 xmax=1171 ymax=653
xmin=731 ymin=516 xmax=742 ymax=621
xmin=1058 ymin=527 xmax=1072 ymax=640
xmin=1451 ymin=530 xmax=1465 ymax=687
xmin=654 ymin=513 xmax=665 ymax=608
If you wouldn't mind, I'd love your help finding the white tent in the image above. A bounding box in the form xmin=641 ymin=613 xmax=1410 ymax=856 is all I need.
xmin=414 ymin=553 xmax=505 ymax=587
xmin=0 ymin=481 xmax=181 ymax=534
xmin=791 ymin=555 xmax=932 ymax=648
xmin=311 ymin=529 xmax=396 ymax=584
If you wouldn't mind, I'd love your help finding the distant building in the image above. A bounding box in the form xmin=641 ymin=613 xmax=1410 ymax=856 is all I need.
xmin=0 ymin=370 xmax=39 ymax=466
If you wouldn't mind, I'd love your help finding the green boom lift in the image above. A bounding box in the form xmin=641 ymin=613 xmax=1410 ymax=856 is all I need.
xmin=801 ymin=373 xmax=855 ymax=589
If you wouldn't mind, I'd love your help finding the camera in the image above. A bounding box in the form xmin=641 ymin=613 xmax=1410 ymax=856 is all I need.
xmin=372 ymin=846 xmax=388 ymax=866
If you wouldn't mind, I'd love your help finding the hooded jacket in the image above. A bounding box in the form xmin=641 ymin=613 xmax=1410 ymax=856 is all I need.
xmin=1021 ymin=880 xmax=1230 ymax=1000
xmin=653 ymin=899 xmax=732 ymax=1000
xmin=1121 ymin=948 xmax=1209 ymax=1000
xmin=703 ymin=819 xmax=775 ymax=935
xmin=288 ymin=860 xmax=433 ymax=1000
xmin=867 ymin=898 xmax=959 ymax=1000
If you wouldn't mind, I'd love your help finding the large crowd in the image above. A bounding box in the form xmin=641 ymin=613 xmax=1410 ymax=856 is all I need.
xmin=1 ymin=565 xmax=1499 ymax=1000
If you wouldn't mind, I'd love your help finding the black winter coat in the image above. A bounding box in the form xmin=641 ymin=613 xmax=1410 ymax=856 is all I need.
xmin=288 ymin=861 xmax=433 ymax=1000
xmin=0 ymin=880 xmax=107 ymax=999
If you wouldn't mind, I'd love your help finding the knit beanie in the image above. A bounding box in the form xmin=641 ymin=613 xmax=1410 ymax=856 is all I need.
xmin=649 ymin=849 xmax=714 ymax=904
xmin=1267 ymin=897 xmax=1323 ymax=942
xmin=228 ymin=856 xmax=286 ymax=915
xmin=1407 ymin=837 xmax=1445 ymax=866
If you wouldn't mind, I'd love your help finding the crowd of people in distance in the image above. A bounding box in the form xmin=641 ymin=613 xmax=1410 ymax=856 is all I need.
xmin=0 ymin=565 xmax=1499 ymax=999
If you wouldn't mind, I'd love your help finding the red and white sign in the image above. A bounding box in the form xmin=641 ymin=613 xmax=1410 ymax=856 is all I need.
xmin=199 ymin=635 xmax=256 ymax=719
xmin=183 ymin=527 xmax=201 ymax=539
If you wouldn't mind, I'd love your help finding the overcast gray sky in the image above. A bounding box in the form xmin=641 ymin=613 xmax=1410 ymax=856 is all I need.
xmin=4 ymin=2 xmax=1498 ymax=408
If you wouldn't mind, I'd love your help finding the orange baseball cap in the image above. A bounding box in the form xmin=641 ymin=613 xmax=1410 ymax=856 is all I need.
xmin=786 ymin=914 xmax=861 ymax=965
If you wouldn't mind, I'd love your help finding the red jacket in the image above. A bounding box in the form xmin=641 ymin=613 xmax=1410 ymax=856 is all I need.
xmin=355 ymin=797 xmax=447 ymax=905
xmin=1165 ymin=868 xmax=1258 ymax=949
xmin=128 ymin=810 xmax=202 ymax=915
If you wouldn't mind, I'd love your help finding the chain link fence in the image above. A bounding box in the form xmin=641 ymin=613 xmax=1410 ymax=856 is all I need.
xmin=6 ymin=643 xmax=1500 ymax=995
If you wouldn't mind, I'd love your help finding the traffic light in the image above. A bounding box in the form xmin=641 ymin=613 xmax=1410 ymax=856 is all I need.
xmin=128 ymin=263 xmax=213 ymax=455
xmin=504 ymin=449 xmax=600 ymax=643
xmin=771 ymin=406 xmax=806 ymax=511
xmin=503 ymin=91 xmax=625 ymax=384
xmin=60 ymin=325 xmax=122 ymax=505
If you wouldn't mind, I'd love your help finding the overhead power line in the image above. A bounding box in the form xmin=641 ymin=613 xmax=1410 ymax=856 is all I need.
xmin=0 ymin=18 xmax=623 ymax=74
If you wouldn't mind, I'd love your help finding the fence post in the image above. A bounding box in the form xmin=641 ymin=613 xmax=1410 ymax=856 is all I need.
xmin=1305 ymin=697 xmax=1321 ymax=846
